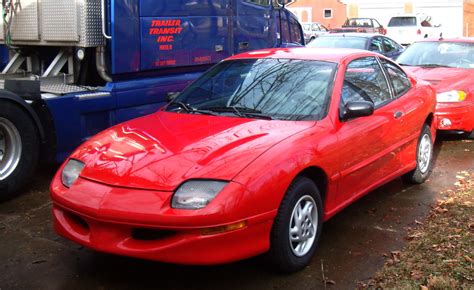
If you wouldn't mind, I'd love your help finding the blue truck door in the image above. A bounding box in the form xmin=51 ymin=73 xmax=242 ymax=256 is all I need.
xmin=234 ymin=0 xmax=274 ymax=53
xmin=139 ymin=0 xmax=231 ymax=71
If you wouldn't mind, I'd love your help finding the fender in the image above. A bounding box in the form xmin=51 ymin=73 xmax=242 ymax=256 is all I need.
xmin=0 ymin=89 xmax=46 ymax=142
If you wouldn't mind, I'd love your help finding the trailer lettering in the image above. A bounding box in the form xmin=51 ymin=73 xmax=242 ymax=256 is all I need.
xmin=149 ymin=27 xmax=183 ymax=35
xmin=152 ymin=19 xmax=182 ymax=27
xmin=155 ymin=59 xmax=177 ymax=67
xmin=159 ymin=44 xmax=173 ymax=51
xmin=157 ymin=35 xmax=174 ymax=43
xmin=149 ymin=19 xmax=183 ymax=47
xmin=194 ymin=56 xmax=212 ymax=63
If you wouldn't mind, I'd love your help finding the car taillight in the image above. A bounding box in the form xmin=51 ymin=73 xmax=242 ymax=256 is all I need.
xmin=417 ymin=29 xmax=421 ymax=35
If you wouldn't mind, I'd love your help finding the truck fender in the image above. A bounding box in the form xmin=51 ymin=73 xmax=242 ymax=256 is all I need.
xmin=0 ymin=89 xmax=46 ymax=142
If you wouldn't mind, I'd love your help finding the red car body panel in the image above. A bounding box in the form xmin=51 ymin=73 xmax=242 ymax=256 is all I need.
xmin=50 ymin=48 xmax=436 ymax=265
xmin=403 ymin=38 xmax=474 ymax=132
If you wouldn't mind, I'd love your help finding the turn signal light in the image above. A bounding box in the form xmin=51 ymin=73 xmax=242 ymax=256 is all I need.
xmin=417 ymin=29 xmax=421 ymax=35
xmin=201 ymin=221 xmax=248 ymax=236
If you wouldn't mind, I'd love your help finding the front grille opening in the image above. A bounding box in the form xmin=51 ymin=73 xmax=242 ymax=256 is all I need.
xmin=65 ymin=211 xmax=90 ymax=232
xmin=131 ymin=228 xmax=176 ymax=241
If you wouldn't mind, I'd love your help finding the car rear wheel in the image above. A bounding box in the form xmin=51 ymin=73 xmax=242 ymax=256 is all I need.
xmin=268 ymin=176 xmax=323 ymax=273
xmin=402 ymin=124 xmax=434 ymax=184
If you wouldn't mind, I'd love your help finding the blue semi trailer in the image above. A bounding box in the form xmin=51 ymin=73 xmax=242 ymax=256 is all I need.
xmin=0 ymin=0 xmax=303 ymax=198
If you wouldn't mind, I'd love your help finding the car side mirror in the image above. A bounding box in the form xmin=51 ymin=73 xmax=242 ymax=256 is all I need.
xmin=340 ymin=101 xmax=374 ymax=120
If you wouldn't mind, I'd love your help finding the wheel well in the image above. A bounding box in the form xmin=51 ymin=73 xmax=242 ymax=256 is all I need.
xmin=297 ymin=167 xmax=328 ymax=204
xmin=424 ymin=113 xmax=434 ymax=127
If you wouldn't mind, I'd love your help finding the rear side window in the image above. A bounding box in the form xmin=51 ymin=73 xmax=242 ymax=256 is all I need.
xmin=388 ymin=17 xmax=417 ymax=27
xmin=341 ymin=57 xmax=391 ymax=107
xmin=381 ymin=59 xmax=411 ymax=97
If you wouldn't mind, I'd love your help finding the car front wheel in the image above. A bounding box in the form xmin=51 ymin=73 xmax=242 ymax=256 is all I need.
xmin=268 ymin=176 xmax=323 ymax=273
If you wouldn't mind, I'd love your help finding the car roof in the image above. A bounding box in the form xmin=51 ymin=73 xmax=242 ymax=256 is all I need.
xmin=227 ymin=47 xmax=377 ymax=63
xmin=415 ymin=37 xmax=474 ymax=44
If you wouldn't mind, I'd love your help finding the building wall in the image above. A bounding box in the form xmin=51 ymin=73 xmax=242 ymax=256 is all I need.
xmin=465 ymin=0 xmax=474 ymax=36
xmin=343 ymin=0 xmax=464 ymax=37
xmin=287 ymin=0 xmax=347 ymax=29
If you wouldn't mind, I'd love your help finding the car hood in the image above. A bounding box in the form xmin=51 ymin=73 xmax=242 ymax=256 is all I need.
xmin=71 ymin=111 xmax=315 ymax=191
xmin=403 ymin=66 xmax=474 ymax=92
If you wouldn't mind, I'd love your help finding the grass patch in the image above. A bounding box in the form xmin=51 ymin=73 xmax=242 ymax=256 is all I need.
xmin=361 ymin=171 xmax=474 ymax=289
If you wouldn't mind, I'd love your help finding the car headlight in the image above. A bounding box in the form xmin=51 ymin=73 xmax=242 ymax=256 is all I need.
xmin=436 ymin=90 xmax=466 ymax=103
xmin=171 ymin=180 xmax=228 ymax=210
xmin=61 ymin=159 xmax=85 ymax=188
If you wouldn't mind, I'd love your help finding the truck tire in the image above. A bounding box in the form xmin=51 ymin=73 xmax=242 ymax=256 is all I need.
xmin=0 ymin=100 xmax=40 ymax=200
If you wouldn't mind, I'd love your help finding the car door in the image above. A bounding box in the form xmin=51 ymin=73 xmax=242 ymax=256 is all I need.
xmin=335 ymin=56 xmax=406 ymax=204
xmin=379 ymin=58 xmax=421 ymax=165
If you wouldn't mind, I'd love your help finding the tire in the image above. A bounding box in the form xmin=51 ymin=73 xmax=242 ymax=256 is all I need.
xmin=0 ymin=100 xmax=40 ymax=200
xmin=268 ymin=176 xmax=323 ymax=273
xmin=402 ymin=124 xmax=434 ymax=184
xmin=462 ymin=130 xmax=473 ymax=139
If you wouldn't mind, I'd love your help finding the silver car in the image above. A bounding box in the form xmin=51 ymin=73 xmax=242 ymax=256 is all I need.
xmin=302 ymin=22 xmax=329 ymax=44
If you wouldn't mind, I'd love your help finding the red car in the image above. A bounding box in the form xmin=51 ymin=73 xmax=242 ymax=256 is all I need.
xmin=398 ymin=38 xmax=474 ymax=138
xmin=50 ymin=48 xmax=436 ymax=272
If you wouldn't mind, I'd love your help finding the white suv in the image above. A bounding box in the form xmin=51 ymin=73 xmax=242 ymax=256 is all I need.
xmin=386 ymin=14 xmax=442 ymax=46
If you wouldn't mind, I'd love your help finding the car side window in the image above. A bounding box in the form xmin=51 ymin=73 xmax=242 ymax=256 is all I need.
xmin=369 ymin=37 xmax=383 ymax=53
xmin=312 ymin=23 xmax=319 ymax=31
xmin=382 ymin=37 xmax=397 ymax=52
xmin=341 ymin=57 xmax=391 ymax=107
xmin=380 ymin=59 xmax=411 ymax=97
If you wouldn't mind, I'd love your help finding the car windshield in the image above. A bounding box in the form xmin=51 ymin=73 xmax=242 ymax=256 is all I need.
xmin=307 ymin=36 xmax=367 ymax=50
xmin=398 ymin=41 xmax=474 ymax=69
xmin=303 ymin=24 xmax=310 ymax=31
xmin=166 ymin=58 xmax=337 ymax=121
xmin=388 ymin=17 xmax=416 ymax=27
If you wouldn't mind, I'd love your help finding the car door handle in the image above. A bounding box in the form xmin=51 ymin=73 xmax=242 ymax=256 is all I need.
xmin=393 ymin=111 xmax=404 ymax=119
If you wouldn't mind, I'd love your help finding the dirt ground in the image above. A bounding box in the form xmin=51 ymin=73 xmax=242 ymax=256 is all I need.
xmin=0 ymin=134 xmax=473 ymax=290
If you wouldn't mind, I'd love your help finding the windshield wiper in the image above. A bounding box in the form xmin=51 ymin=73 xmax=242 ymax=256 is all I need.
xmin=168 ymin=101 xmax=218 ymax=116
xmin=418 ymin=63 xmax=450 ymax=68
xmin=203 ymin=106 xmax=273 ymax=120
xmin=398 ymin=63 xmax=413 ymax=66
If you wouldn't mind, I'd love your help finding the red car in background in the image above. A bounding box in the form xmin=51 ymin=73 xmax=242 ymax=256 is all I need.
xmin=398 ymin=38 xmax=474 ymax=138
xmin=50 ymin=48 xmax=436 ymax=273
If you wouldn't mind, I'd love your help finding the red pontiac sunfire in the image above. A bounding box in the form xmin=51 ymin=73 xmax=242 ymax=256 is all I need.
xmin=398 ymin=38 xmax=474 ymax=137
xmin=51 ymin=48 xmax=436 ymax=272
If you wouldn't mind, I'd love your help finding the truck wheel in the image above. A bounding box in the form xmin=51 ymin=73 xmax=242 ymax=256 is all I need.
xmin=268 ymin=176 xmax=323 ymax=273
xmin=0 ymin=100 xmax=39 ymax=200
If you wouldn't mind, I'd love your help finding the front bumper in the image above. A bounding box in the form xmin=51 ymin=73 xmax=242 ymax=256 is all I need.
xmin=435 ymin=102 xmax=474 ymax=132
xmin=50 ymin=177 xmax=275 ymax=265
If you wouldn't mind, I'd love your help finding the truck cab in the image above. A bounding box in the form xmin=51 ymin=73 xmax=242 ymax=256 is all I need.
xmin=0 ymin=0 xmax=303 ymax=198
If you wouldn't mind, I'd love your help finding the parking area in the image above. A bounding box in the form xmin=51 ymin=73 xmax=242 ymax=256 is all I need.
xmin=1 ymin=135 xmax=472 ymax=289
